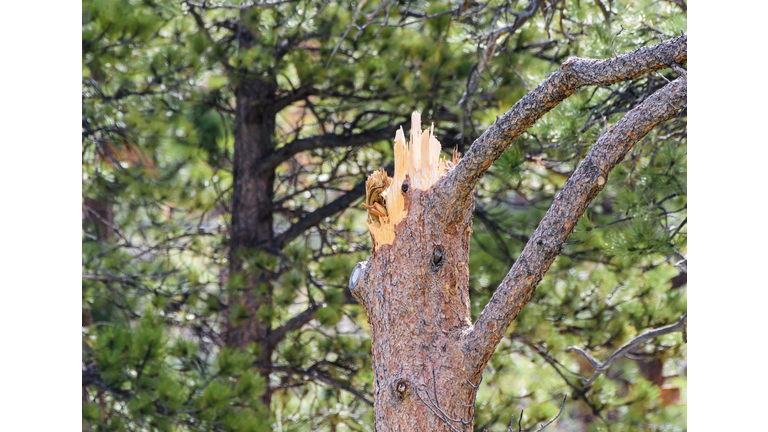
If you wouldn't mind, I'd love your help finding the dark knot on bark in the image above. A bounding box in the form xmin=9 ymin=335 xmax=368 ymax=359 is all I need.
xmin=395 ymin=380 xmax=410 ymax=400
xmin=430 ymin=246 xmax=444 ymax=272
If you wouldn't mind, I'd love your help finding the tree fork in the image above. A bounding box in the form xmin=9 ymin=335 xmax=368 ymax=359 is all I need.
xmin=350 ymin=36 xmax=685 ymax=430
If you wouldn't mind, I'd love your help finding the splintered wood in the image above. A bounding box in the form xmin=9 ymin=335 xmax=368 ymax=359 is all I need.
xmin=364 ymin=112 xmax=459 ymax=249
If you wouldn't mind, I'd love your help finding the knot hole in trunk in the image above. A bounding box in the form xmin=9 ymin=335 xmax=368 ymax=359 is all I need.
xmin=394 ymin=379 xmax=411 ymax=401
xmin=431 ymin=246 xmax=444 ymax=272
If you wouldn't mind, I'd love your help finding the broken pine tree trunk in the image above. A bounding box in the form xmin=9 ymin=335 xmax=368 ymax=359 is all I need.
xmin=351 ymin=112 xmax=480 ymax=431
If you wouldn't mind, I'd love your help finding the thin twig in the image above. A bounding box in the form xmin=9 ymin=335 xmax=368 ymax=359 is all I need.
xmin=532 ymin=395 xmax=567 ymax=432
xmin=669 ymin=63 xmax=687 ymax=78
xmin=185 ymin=0 xmax=297 ymax=10
xmin=611 ymin=25 xmax=625 ymax=57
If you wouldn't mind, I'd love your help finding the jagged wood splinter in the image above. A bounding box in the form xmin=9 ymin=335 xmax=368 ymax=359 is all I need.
xmin=363 ymin=112 xmax=460 ymax=250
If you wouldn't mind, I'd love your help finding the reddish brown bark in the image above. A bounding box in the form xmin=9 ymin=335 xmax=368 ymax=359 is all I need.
xmin=352 ymin=36 xmax=686 ymax=430
xmin=225 ymin=69 xmax=279 ymax=407
xmin=352 ymin=186 xmax=478 ymax=431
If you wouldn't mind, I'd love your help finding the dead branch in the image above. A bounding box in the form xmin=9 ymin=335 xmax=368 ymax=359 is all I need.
xmin=566 ymin=312 xmax=687 ymax=386
xmin=533 ymin=395 xmax=567 ymax=432
xmin=459 ymin=0 xmax=543 ymax=115
xmin=185 ymin=0 xmax=298 ymax=10
xmin=413 ymin=371 xmax=483 ymax=432
xmin=261 ymin=304 xmax=321 ymax=350
xmin=436 ymin=34 xmax=687 ymax=214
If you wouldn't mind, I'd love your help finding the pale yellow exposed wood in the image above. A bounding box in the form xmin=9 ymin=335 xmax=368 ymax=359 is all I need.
xmin=365 ymin=112 xmax=461 ymax=250
xmin=386 ymin=127 xmax=407 ymax=225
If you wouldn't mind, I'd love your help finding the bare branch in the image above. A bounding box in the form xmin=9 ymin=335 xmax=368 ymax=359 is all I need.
xmin=271 ymin=85 xmax=317 ymax=113
xmin=412 ymin=368 xmax=483 ymax=432
xmin=670 ymin=63 xmax=687 ymax=79
xmin=186 ymin=0 xmax=298 ymax=10
xmin=256 ymin=126 xmax=395 ymax=175
xmin=459 ymin=0 xmax=544 ymax=126
xmin=463 ymin=76 xmax=687 ymax=374
xmin=436 ymin=34 xmax=687 ymax=214
xmin=476 ymin=0 xmax=541 ymax=40
xmin=383 ymin=8 xmax=458 ymax=28
xmin=272 ymin=162 xmax=394 ymax=249
xmin=254 ymin=363 xmax=374 ymax=406
xmin=611 ymin=25 xmax=625 ymax=58
xmin=530 ymin=395 xmax=567 ymax=432
xmin=262 ymin=304 xmax=321 ymax=349
xmin=566 ymin=313 xmax=687 ymax=385
xmin=593 ymin=0 xmax=611 ymax=22
xmin=271 ymin=179 xmax=366 ymax=249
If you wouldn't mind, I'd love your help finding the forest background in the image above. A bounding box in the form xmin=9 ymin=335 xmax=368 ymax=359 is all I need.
xmin=80 ymin=1 xmax=689 ymax=430
xmin=1 ymin=1 xmax=765 ymax=432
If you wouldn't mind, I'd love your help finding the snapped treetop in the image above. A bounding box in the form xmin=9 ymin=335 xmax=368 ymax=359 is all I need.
xmin=363 ymin=111 xmax=460 ymax=250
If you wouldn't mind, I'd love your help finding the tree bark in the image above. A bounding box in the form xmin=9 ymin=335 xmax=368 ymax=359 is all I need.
xmin=463 ymin=77 xmax=687 ymax=374
xmin=225 ymin=64 xmax=279 ymax=407
xmin=352 ymin=182 xmax=478 ymax=432
xmin=351 ymin=36 xmax=686 ymax=431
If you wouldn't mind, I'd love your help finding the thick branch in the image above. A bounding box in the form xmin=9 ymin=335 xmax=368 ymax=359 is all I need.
xmin=254 ymin=363 xmax=373 ymax=406
xmin=271 ymin=180 xmax=365 ymax=249
xmin=272 ymin=162 xmax=393 ymax=249
xmin=566 ymin=313 xmax=687 ymax=386
xmin=262 ymin=304 xmax=320 ymax=349
xmin=436 ymin=34 xmax=687 ymax=211
xmin=463 ymin=77 xmax=687 ymax=373
xmin=256 ymin=127 xmax=395 ymax=174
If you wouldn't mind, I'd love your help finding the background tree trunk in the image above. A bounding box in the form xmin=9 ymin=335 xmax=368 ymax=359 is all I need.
xmin=225 ymin=73 xmax=278 ymax=407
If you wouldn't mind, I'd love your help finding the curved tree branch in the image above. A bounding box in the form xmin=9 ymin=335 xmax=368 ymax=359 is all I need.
xmin=262 ymin=303 xmax=321 ymax=350
xmin=271 ymin=179 xmax=366 ymax=249
xmin=271 ymin=163 xmax=393 ymax=249
xmin=254 ymin=363 xmax=374 ymax=406
xmin=566 ymin=312 xmax=687 ymax=386
xmin=271 ymin=85 xmax=318 ymax=114
xmin=463 ymin=76 xmax=687 ymax=373
xmin=436 ymin=34 xmax=687 ymax=214
xmin=255 ymin=126 xmax=396 ymax=175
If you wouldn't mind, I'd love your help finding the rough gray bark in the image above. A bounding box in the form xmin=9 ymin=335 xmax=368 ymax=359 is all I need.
xmin=352 ymin=36 xmax=687 ymax=431
xmin=463 ymin=78 xmax=687 ymax=374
